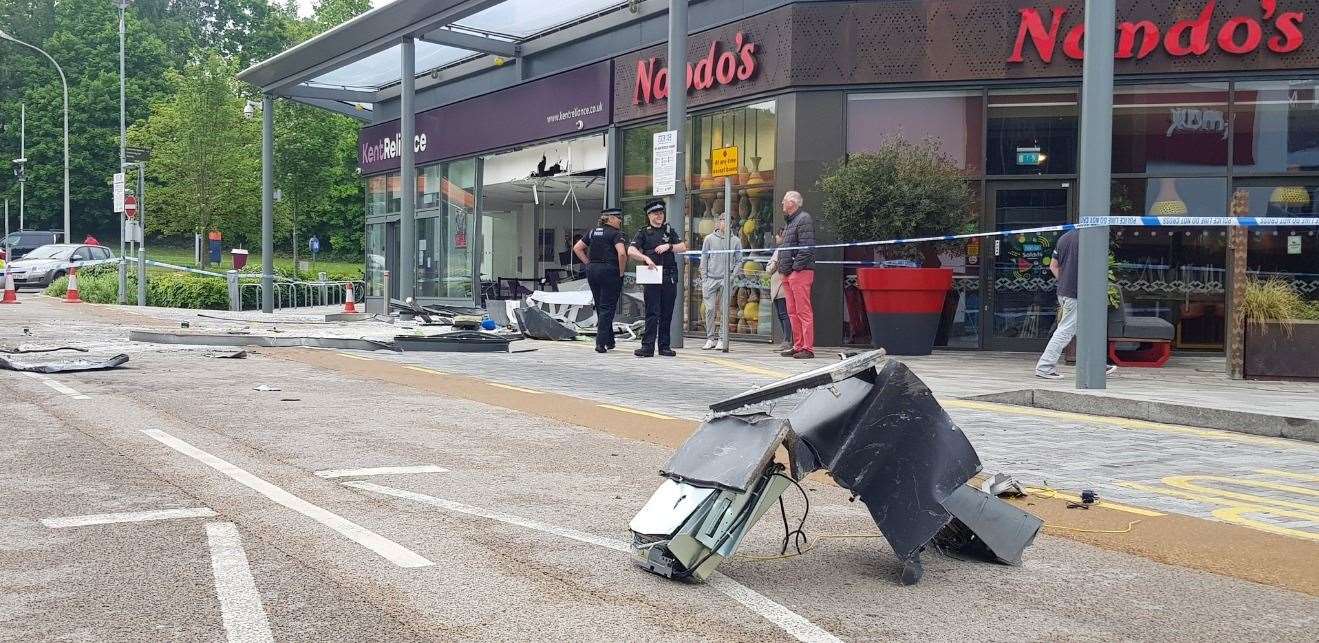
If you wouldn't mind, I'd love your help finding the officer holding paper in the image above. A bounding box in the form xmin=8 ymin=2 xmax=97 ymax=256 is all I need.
xmin=628 ymin=200 xmax=687 ymax=357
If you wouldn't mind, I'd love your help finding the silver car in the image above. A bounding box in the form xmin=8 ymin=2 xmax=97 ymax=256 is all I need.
xmin=5 ymin=244 xmax=115 ymax=289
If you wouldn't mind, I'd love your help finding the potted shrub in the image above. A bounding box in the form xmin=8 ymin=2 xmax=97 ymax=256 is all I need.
xmin=817 ymin=139 xmax=973 ymax=355
xmin=1242 ymin=277 xmax=1319 ymax=380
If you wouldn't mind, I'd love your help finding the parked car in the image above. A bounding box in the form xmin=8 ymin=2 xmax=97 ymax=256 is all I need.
xmin=0 ymin=230 xmax=61 ymax=262
xmin=4 ymin=244 xmax=115 ymax=289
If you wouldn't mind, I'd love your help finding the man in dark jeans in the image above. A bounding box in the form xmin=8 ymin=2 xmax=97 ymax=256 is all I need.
xmin=628 ymin=200 xmax=688 ymax=357
xmin=778 ymin=191 xmax=816 ymax=359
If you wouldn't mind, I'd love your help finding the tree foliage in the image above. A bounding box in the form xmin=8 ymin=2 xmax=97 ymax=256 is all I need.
xmin=816 ymin=139 xmax=974 ymax=248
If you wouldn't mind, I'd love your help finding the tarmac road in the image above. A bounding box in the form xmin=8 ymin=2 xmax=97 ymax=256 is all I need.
xmin=2 ymin=298 xmax=1317 ymax=641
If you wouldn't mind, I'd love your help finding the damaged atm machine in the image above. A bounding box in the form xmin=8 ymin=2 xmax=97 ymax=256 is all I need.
xmin=629 ymin=350 xmax=1042 ymax=585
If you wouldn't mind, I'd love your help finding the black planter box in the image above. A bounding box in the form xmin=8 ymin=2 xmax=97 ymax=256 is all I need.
xmin=1245 ymin=320 xmax=1319 ymax=381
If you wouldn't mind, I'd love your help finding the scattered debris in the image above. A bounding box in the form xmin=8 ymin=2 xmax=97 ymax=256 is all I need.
xmin=279 ymin=398 xmax=301 ymax=402
xmin=0 ymin=345 xmax=89 ymax=354
xmin=0 ymin=353 xmax=130 ymax=374
xmin=324 ymin=313 xmax=369 ymax=322
xmin=630 ymin=350 xmax=1042 ymax=586
xmin=129 ymin=330 xmax=397 ymax=352
xmin=203 ymin=350 xmax=248 ymax=359
xmin=981 ymin=473 xmax=1027 ymax=498
xmin=513 ymin=306 xmax=578 ymax=341
xmin=394 ymin=331 xmax=521 ymax=353
xmin=252 ymin=385 xmax=281 ymax=392
xmin=181 ymin=321 xmax=190 ymax=328
xmin=1081 ymin=489 xmax=1099 ymax=504
xmin=451 ymin=315 xmax=484 ymax=330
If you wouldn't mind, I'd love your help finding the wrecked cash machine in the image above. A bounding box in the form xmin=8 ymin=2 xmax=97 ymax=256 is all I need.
xmin=628 ymin=350 xmax=1042 ymax=585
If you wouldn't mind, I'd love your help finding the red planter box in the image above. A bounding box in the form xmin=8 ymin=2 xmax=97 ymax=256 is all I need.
xmin=856 ymin=267 xmax=953 ymax=356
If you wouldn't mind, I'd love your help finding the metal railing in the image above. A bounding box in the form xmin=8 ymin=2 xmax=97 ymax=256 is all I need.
xmin=121 ymin=256 xmax=363 ymax=312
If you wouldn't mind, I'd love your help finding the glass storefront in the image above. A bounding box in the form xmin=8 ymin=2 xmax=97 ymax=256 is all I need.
xmin=416 ymin=158 xmax=476 ymax=299
xmin=620 ymin=100 xmax=778 ymax=339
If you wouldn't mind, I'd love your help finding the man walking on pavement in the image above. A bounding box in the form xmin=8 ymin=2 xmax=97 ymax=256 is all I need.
xmin=1035 ymin=228 xmax=1117 ymax=379
xmin=778 ymin=191 xmax=815 ymax=359
xmin=629 ymin=200 xmax=687 ymax=358
xmin=700 ymin=216 xmax=743 ymax=350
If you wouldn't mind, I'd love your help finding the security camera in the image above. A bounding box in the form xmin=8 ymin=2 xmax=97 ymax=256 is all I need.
xmin=243 ymin=102 xmax=255 ymax=119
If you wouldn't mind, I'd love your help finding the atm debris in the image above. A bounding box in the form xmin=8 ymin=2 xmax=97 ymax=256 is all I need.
xmin=630 ymin=350 xmax=1043 ymax=585
xmin=0 ymin=353 xmax=130 ymax=373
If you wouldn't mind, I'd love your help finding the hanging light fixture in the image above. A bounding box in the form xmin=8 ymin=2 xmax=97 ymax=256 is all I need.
xmin=1269 ymin=185 xmax=1311 ymax=208
xmin=1150 ymin=178 xmax=1188 ymax=215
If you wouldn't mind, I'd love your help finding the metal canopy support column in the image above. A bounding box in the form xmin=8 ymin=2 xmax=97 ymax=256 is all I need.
xmin=1076 ymin=0 xmax=1115 ymax=389
xmin=398 ymin=37 xmax=417 ymax=301
xmin=666 ymin=0 xmax=688 ymax=349
xmin=261 ymin=93 xmax=275 ymax=313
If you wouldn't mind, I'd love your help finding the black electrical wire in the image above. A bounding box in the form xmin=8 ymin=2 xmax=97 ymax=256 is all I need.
xmin=773 ymin=472 xmax=811 ymax=555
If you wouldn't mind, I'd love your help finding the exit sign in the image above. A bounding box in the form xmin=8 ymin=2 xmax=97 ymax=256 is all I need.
xmin=1016 ymin=147 xmax=1045 ymax=166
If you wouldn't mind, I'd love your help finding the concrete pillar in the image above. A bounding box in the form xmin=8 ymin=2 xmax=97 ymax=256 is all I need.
xmin=1076 ymin=0 xmax=1116 ymax=389
xmin=398 ymin=37 xmax=417 ymax=301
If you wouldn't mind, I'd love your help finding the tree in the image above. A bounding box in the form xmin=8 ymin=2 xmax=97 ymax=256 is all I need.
xmin=129 ymin=52 xmax=260 ymax=266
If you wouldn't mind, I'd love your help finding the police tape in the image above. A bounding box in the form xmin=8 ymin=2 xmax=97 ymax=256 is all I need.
xmin=682 ymin=216 xmax=1319 ymax=257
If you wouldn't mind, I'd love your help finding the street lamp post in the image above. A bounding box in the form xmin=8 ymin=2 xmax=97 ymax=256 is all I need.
xmin=118 ymin=0 xmax=132 ymax=303
xmin=0 ymin=29 xmax=70 ymax=242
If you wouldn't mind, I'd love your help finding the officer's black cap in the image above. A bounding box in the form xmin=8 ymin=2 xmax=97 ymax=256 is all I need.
xmin=600 ymin=207 xmax=623 ymax=217
xmin=644 ymin=200 xmax=666 ymax=214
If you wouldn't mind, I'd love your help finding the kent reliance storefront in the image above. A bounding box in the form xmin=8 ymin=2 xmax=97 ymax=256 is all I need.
xmin=360 ymin=0 xmax=1319 ymax=351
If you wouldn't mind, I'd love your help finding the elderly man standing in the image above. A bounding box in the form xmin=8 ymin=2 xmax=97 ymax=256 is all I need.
xmin=778 ymin=191 xmax=815 ymax=359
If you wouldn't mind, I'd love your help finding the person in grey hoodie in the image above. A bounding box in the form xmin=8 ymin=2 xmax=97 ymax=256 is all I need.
xmin=778 ymin=190 xmax=815 ymax=358
xmin=700 ymin=216 xmax=743 ymax=349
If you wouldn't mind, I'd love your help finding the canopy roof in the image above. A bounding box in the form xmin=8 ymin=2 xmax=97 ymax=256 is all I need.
xmin=237 ymin=0 xmax=640 ymax=118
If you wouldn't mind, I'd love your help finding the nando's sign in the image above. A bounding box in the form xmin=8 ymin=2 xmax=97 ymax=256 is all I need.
xmin=1009 ymin=0 xmax=1305 ymax=63
xmin=633 ymin=32 xmax=759 ymax=105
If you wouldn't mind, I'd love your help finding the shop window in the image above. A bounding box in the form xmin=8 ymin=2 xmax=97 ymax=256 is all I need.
xmin=1234 ymin=183 xmax=1319 ymax=305
xmin=416 ymin=159 xmax=476 ymax=299
xmin=419 ymin=165 xmax=443 ymax=210
xmin=386 ymin=173 xmax=402 ymax=213
xmin=1112 ymin=83 xmax=1229 ymax=175
xmin=1232 ymin=80 xmax=1319 ymax=174
xmin=847 ymin=91 xmax=984 ymax=175
xmin=365 ymin=223 xmax=385 ymax=297
xmin=367 ymin=175 xmax=388 ymax=216
xmin=987 ymin=91 xmax=1078 ymax=176
xmin=1111 ymin=177 xmax=1228 ymax=347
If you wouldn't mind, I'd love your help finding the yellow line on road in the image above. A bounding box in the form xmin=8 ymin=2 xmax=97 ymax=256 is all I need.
xmin=688 ymin=355 xmax=793 ymax=379
xmin=1024 ymin=487 xmax=1164 ymax=516
xmin=1257 ymin=469 xmax=1319 ymax=483
xmin=487 ymin=382 xmax=541 ymax=394
xmin=1121 ymin=481 xmax=1319 ymax=541
xmin=597 ymin=404 xmax=674 ymax=420
xmin=1161 ymin=476 xmax=1319 ymax=512
xmin=1211 ymin=506 xmax=1319 ymax=542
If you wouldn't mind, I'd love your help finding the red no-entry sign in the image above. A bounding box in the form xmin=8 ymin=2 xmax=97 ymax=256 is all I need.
xmin=124 ymin=195 xmax=138 ymax=220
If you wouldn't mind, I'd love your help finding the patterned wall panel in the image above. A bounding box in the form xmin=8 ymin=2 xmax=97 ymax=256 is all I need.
xmin=613 ymin=0 xmax=1319 ymax=123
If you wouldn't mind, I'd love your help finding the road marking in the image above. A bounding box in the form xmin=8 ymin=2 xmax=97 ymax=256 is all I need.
xmin=1023 ymin=487 xmax=1164 ymax=517
xmin=686 ymin=355 xmax=792 ymax=379
xmin=23 ymin=372 xmax=91 ymax=400
xmin=315 ymin=465 xmax=450 ymax=479
xmin=1257 ymin=468 xmax=1319 ymax=483
xmin=1210 ymin=506 xmax=1319 ymax=542
xmin=206 ymin=522 xmax=275 ymax=643
xmin=41 ymin=507 xmax=219 ymax=528
xmin=336 ymin=352 xmax=373 ymax=361
xmin=344 ymin=482 xmax=841 ymax=643
xmin=1122 ymin=480 xmax=1319 ymax=541
xmin=597 ymin=404 xmax=675 ymax=420
xmin=487 ymin=382 xmax=541 ymax=394
xmin=943 ymin=399 xmax=1315 ymax=450
xmin=1162 ymin=475 xmax=1319 ymax=513
xmin=141 ymin=429 xmax=433 ymax=568
xmin=402 ymin=365 xmax=446 ymax=375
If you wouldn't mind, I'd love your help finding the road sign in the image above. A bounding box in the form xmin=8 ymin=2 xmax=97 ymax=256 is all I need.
xmin=652 ymin=130 xmax=678 ymax=196
xmin=124 ymin=194 xmax=138 ymax=220
xmin=113 ymin=173 xmax=125 ymax=212
xmin=711 ymin=146 xmax=739 ymax=178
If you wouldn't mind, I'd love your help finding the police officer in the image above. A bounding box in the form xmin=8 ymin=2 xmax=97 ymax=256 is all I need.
xmin=628 ymin=200 xmax=687 ymax=357
xmin=574 ymin=208 xmax=627 ymax=353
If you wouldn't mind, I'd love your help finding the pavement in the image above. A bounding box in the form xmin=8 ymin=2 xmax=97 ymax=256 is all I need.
xmin=2 ymin=295 xmax=1318 ymax=641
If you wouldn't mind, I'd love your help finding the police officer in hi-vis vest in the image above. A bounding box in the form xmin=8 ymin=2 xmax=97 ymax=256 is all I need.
xmin=628 ymin=200 xmax=687 ymax=357
xmin=573 ymin=208 xmax=628 ymax=353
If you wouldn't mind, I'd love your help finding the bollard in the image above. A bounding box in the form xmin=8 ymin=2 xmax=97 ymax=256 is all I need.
xmin=226 ymin=270 xmax=240 ymax=311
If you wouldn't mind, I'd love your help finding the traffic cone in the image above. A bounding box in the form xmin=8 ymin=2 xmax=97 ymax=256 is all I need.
xmin=1 ymin=267 xmax=18 ymax=304
xmin=64 ymin=266 xmax=82 ymax=304
xmin=342 ymin=281 xmax=358 ymax=313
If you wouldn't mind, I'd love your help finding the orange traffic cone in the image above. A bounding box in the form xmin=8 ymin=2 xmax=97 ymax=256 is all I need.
xmin=64 ymin=265 xmax=82 ymax=304
xmin=342 ymin=281 xmax=358 ymax=313
xmin=1 ymin=267 xmax=18 ymax=304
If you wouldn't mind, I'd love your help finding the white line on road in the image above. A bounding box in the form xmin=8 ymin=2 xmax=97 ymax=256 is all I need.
xmin=345 ymin=482 xmax=841 ymax=643
xmin=206 ymin=522 xmax=275 ymax=643
xmin=596 ymin=403 xmax=674 ymax=420
xmin=141 ymin=429 xmax=433 ymax=568
xmin=41 ymin=507 xmax=219 ymax=528
xmin=487 ymin=382 xmax=542 ymax=394
xmin=23 ymin=372 xmax=91 ymax=400
xmin=315 ymin=465 xmax=450 ymax=479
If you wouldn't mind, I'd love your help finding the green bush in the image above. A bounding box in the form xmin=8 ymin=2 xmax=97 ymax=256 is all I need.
xmin=44 ymin=266 xmax=237 ymax=310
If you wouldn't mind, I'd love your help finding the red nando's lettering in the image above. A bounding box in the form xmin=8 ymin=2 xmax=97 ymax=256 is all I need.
xmin=1008 ymin=0 xmax=1305 ymax=63
xmin=634 ymin=32 xmax=757 ymax=105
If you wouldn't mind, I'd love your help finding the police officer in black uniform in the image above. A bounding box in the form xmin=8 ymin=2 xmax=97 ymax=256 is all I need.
xmin=573 ymin=208 xmax=627 ymax=353
xmin=628 ymin=200 xmax=687 ymax=357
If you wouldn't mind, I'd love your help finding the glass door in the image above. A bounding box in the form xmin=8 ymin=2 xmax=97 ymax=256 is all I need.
xmin=984 ymin=182 xmax=1073 ymax=351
